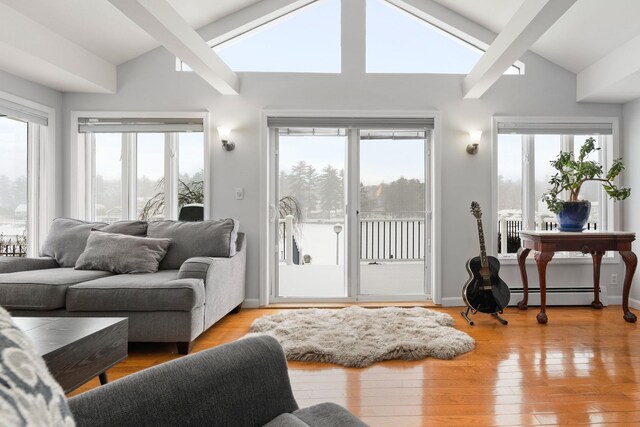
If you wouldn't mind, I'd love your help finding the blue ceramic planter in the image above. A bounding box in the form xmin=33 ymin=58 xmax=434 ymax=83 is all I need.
xmin=557 ymin=200 xmax=591 ymax=232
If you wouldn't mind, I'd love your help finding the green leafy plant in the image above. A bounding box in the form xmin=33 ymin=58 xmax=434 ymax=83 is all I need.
xmin=542 ymin=137 xmax=631 ymax=214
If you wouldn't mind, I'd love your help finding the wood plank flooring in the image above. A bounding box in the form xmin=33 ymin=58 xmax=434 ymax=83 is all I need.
xmin=69 ymin=306 xmax=640 ymax=426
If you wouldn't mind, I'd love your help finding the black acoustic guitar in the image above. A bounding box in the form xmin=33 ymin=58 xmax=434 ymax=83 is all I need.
xmin=461 ymin=202 xmax=510 ymax=325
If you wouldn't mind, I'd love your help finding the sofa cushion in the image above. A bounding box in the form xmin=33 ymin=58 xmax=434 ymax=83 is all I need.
xmin=263 ymin=413 xmax=310 ymax=427
xmin=147 ymin=219 xmax=239 ymax=270
xmin=0 ymin=257 xmax=59 ymax=274
xmin=66 ymin=271 xmax=204 ymax=312
xmin=100 ymin=220 xmax=148 ymax=236
xmin=40 ymin=218 xmax=108 ymax=267
xmin=0 ymin=306 xmax=76 ymax=426
xmin=75 ymin=231 xmax=171 ymax=274
xmin=294 ymin=403 xmax=369 ymax=427
xmin=0 ymin=268 xmax=113 ymax=310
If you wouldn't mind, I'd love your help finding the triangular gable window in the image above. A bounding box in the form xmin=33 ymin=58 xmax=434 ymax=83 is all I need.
xmin=212 ymin=0 xmax=341 ymax=73
xmin=366 ymin=0 xmax=521 ymax=74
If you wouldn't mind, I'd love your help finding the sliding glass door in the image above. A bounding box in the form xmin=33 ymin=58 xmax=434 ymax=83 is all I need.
xmin=270 ymin=120 xmax=431 ymax=302
xmin=358 ymin=130 xmax=427 ymax=297
xmin=276 ymin=129 xmax=348 ymax=298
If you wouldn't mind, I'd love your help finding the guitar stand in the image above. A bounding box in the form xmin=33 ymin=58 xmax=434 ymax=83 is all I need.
xmin=491 ymin=312 xmax=508 ymax=325
xmin=460 ymin=306 xmax=508 ymax=326
xmin=460 ymin=307 xmax=476 ymax=326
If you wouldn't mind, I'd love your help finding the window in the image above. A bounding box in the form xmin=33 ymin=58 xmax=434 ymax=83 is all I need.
xmin=0 ymin=117 xmax=27 ymax=253
xmin=79 ymin=116 xmax=206 ymax=222
xmin=366 ymin=0 xmax=522 ymax=74
xmin=178 ymin=132 xmax=205 ymax=211
xmin=136 ymin=133 xmax=165 ymax=219
xmin=496 ymin=119 xmax=614 ymax=257
xmin=0 ymin=96 xmax=51 ymax=257
xmin=209 ymin=0 xmax=341 ymax=73
xmin=94 ymin=133 xmax=122 ymax=222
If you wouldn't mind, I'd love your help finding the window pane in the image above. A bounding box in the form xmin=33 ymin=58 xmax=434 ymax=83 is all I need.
xmin=137 ymin=133 xmax=165 ymax=220
xmin=213 ymin=0 xmax=340 ymax=73
xmin=573 ymin=135 xmax=603 ymax=230
xmin=178 ymin=132 xmax=204 ymax=211
xmin=359 ymin=133 xmax=426 ymax=296
xmin=94 ymin=133 xmax=122 ymax=222
xmin=497 ymin=135 xmax=522 ymax=254
xmin=534 ymin=135 xmax=561 ymax=230
xmin=366 ymin=0 xmax=521 ymax=74
xmin=0 ymin=116 xmax=28 ymax=254
xmin=278 ymin=132 xmax=347 ymax=298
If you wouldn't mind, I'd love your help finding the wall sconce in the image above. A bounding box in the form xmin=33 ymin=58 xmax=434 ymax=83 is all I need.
xmin=466 ymin=130 xmax=482 ymax=155
xmin=218 ymin=127 xmax=235 ymax=151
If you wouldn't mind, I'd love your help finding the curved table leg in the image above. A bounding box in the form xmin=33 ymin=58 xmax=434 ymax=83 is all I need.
xmin=591 ymin=251 xmax=604 ymax=309
xmin=534 ymin=251 xmax=554 ymax=324
xmin=517 ymin=247 xmax=531 ymax=310
xmin=620 ymin=250 xmax=638 ymax=323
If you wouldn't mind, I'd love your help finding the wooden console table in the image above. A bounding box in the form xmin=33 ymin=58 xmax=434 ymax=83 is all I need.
xmin=517 ymin=230 xmax=637 ymax=324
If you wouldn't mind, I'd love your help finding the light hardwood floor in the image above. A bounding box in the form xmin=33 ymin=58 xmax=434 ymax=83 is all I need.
xmin=70 ymin=305 xmax=640 ymax=426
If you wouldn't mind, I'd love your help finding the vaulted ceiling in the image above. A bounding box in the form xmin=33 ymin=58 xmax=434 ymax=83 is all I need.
xmin=0 ymin=0 xmax=639 ymax=103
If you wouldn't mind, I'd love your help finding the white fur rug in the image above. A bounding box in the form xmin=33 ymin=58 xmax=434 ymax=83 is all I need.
xmin=246 ymin=306 xmax=475 ymax=368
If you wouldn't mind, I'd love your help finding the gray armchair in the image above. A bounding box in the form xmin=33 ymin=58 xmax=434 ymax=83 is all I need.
xmin=68 ymin=336 xmax=367 ymax=427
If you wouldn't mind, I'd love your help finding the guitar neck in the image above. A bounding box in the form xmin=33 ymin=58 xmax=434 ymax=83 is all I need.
xmin=476 ymin=218 xmax=489 ymax=268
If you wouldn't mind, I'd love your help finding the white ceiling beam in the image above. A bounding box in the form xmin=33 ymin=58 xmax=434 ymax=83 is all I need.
xmin=577 ymin=34 xmax=640 ymax=103
xmin=0 ymin=3 xmax=116 ymax=93
xmin=198 ymin=0 xmax=317 ymax=47
xmin=462 ymin=0 xmax=576 ymax=99
xmin=388 ymin=0 xmax=498 ymax=50
xmin=108 ymin=0 xmax=239 ymax=95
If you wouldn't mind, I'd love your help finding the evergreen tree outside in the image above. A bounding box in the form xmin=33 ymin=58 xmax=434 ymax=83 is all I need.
xmin=288 ymin=161 xmax=318 ymax=217
xmin=318 ymin=165 xmax=343 ymax=217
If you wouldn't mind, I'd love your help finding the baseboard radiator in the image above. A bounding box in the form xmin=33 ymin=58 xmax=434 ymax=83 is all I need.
xmin=508 ymin=286 xmax=608 ymax=306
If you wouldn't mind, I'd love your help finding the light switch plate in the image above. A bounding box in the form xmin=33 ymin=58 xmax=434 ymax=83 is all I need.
xmin=235 ymin=187 xmax=244 ymax=200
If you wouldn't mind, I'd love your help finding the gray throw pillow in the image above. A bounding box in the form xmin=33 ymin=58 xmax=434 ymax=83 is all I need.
xmin=0 ymin=306 xmax=76 ymax=426
xmin=40 ymin=218 xmax=108 ymax=267
xmin=147 ymin=219 xmax=239 ymax=270
xmin=75 ymin=231 xmax=172 ymax=274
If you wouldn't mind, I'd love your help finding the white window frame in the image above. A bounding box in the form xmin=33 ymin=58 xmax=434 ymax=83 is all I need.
xmin=492 ymin=116 xmax=620 ymax=264
xmin=70 ymin=111 xmax=211 ymax=221
xmin=259 ymin=110 xmax=442 ymax=307
xmin=0 ymin=90 xmax=56 ymax=257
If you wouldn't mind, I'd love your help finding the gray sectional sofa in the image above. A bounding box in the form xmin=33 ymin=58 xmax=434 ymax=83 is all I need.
xmin=0 ymin=218 xmax=246 ymax=354
xmin=0 ymin=303 xmax=366 ymax=426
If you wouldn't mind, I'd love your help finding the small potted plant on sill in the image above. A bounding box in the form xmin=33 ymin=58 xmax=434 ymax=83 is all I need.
xmin=542 ymin=137 xmax=631 ymax=231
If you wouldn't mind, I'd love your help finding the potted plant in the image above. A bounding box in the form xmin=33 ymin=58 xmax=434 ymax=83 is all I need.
xmin=542 ymin=137 xmax=630 ymax=231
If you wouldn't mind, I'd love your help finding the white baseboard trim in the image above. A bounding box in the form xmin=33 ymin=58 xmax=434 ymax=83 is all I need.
xmin=441 ymin=288 xmax=614 ymax=308
xmin=241 ymin=298 xmax=260 ymax=308
xmin=440 ymin=297 xmax=464 ymax=307
xmin=631 ymin=297 xmax=640 ymax=310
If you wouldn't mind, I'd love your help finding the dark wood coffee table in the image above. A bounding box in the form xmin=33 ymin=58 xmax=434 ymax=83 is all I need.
xmin=14 ymin=317 xmax=128 ymax=393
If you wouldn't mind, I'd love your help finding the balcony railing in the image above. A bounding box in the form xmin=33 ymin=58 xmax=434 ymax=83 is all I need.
xmin=279 ymin=216 xmax=301 ymax=265
xmin=497 ymin=219 xmax=598 ymax=254
xmin=0 ymin=233 xmax=27 ymax=257
xmin=279 ymin=215 xmax=424 ymax=264
xmin=360 ymin=218 xmax=424 ymax=262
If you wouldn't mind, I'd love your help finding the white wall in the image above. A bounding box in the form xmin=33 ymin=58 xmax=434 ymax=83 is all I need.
xmin=622 ymin=98 xmax=640 ymax=308
xmin=0 ymin=69 xmax=64 ymax=218
xmin=61 ymin=45 xmax=627 ymax=304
